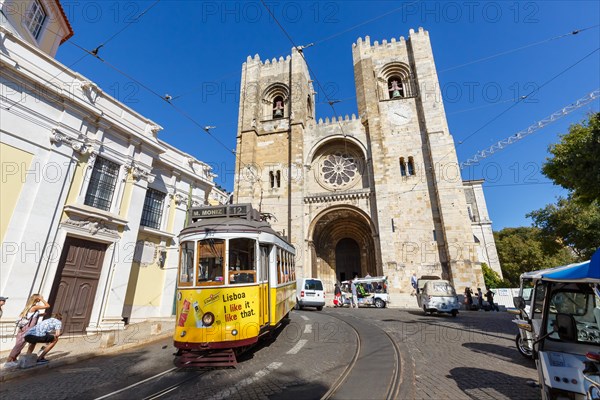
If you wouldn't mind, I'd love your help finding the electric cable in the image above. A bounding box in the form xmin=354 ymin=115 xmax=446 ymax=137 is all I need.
xmin=440 ymin=24 xmax=599 ymax=73
xmin=456 ymin=47 xmax=600 ymax=148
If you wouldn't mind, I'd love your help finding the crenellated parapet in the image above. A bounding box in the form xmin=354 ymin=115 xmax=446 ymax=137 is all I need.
xmin=352 ymin=27 xmax=429 ymax=58
xmin=313 ymin=114 xmax=365 ymax=140
xmin=244 ymin=53 xmax=291 ymax=68
xmin=316 ymin=113 xmax=360 ymax=126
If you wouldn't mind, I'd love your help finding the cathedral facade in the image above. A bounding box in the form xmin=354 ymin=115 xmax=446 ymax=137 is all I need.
xmin=233 ymin=27 xmax=500 ymax=297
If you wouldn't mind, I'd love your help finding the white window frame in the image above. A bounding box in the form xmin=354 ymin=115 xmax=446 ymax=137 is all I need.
xmin=24 ymin=0 xmax=47 ymax=40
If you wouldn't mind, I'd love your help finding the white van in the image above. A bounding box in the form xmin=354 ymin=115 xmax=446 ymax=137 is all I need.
xmin=296 ymin=278 xmax=325 ymax=311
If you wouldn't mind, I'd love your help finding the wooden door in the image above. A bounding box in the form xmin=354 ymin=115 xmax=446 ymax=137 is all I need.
xmin=48 ymin=237 xmax=106 ymax=333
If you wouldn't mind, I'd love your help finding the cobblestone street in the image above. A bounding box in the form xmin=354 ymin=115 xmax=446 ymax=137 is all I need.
xmin=368 ymin=308 xmax=540 ymax=399
xmin=0 ymin=307 xmax=540 ymax=399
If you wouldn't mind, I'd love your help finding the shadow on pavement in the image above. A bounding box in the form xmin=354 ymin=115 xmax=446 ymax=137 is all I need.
xmin=462 ymin=342 xmax=536 ymax=368
xmin=448 ymin=367 xmax=540 ymax=400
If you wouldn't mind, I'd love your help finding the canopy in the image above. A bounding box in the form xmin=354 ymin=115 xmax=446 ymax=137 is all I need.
xmin=521 ymin=248 xmax=600 ymax=283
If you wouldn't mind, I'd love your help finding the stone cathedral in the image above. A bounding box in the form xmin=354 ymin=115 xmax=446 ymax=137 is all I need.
xmin=233 ymin=28 xmax=501 ymax=300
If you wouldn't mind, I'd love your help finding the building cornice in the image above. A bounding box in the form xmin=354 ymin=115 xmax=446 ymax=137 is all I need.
xmin=0 ymin=27 xmax=164 ymax=154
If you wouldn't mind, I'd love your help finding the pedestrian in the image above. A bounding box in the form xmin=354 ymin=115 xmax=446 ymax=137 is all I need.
xmin=486 ymin=288 xmax=499 ymax=311
xmin=477 ymin=288 xmax=483 ymax=310
xmin=0 ymin=296 xmax=7 ymax=319
xmin=4 ymin=294 xmax=50 ymax=367
xmin=334 ymin=283 xmax=342 ymax=307
xmin=24 ymin=313 xmax=63 ymax=364
xmin=351 ymin=278 xmax=358 ymax=308
xmin=410 ymin=273 xmax=418 ymax=296
xmin=465 ymin=287 xmax=473 ymax=310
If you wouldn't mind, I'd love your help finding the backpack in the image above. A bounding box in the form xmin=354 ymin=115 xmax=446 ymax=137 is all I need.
xmin=16 ymin=315 xmax=31 ymax=328
xmin=15 ymin=309 xmax=36 ymax=329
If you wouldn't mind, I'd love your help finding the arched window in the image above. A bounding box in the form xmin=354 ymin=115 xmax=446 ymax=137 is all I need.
xmin=273 ymin=95 xmax=284 ymax=119
xmin=399 ymin=157 xmax=407 ymax=176
xmin=388 ymin=76 xmax=404 ymax=99
xmin=307 ymin=94 xmax=313 ymax=117
xmin=407 ymin=157 xmax=415 ymax=176
xmin=269 ymin=170 xmax=281 ymax=188
xmin=379 ymin=63 xmax=415 ymax=100
xmin=263 ymin=83 xmax=289 ymax=120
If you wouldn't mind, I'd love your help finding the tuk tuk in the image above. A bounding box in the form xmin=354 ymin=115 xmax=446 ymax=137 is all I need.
xmin=513 ymin=249 xmax=600 ymax=399
xmin=417 ymin=279 xmax=460 ymax=317
xmin=339 ymin=276 xmax=389 ymax=308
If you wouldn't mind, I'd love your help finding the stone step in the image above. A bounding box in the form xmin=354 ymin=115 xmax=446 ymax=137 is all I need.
xmin=388 ymin=293 xmax=420 ymax=309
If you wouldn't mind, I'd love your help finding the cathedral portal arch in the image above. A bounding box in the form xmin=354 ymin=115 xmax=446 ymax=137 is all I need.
xmin=308 ymin=205 xmax=379 ymax=292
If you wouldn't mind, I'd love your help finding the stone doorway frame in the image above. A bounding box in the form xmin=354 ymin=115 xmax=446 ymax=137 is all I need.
xmin=307 ymin=205 xmax=381 ymax=291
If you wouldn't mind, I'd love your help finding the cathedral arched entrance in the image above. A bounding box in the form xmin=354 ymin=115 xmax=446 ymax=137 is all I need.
xmin=309 ymin=207 xmax=378 ymax=292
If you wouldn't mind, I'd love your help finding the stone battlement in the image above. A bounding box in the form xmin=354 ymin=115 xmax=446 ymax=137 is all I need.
xmin=352 ymin=27 xmax=429 ymax=56
xmin=245 ymin=53 xmax=292 ymax=67
xmin=316 ymin=114 xmax=360 ymax=126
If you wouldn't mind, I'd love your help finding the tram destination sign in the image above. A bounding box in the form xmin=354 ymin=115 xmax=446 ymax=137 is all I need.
xmin=191 ymin=204 xmax=250 ymax=219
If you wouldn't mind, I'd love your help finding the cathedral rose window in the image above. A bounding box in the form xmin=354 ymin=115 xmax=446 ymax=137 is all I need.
xmin=320 ymin=151 xmax=359 ymax=188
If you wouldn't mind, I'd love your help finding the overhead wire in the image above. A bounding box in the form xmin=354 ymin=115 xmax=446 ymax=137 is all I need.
xmin=316 ymin=24 xmax=599 ymax=106
xmin=6 ymin=3 xmax=597 ymax=191
xmin=439 ymin=24 xmax=599 ymax=73
xmin=4 ymin=1 xmax=162 ymax=110
xmin=455 ymin=47 xmax=600 ymax=148
xmin=259 ymin=0 xmax=349 ymax=139
xmin=1 ymin=0 xmax=247 ymax=179
xmin=311 ymin=1 xmax=422 ymax=46
xmin=167 ymin=1 xmax=422 ymax=103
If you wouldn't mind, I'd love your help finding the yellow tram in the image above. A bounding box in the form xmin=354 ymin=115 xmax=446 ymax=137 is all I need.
xmin=173 ymin=204 xmax=296 ymax=366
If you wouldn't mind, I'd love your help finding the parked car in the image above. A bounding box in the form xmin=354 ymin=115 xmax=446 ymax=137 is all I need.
xmin=417 ymin=279 xmax=459 ymax=317
xmin=296 ymin=278 xmax=325 ymax=310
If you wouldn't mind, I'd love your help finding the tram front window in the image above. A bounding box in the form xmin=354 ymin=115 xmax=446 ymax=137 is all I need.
xmin=229 ymin=238 xmax=256 ymax=284
xmin=197 ymin=239 xmax=225 ymax=286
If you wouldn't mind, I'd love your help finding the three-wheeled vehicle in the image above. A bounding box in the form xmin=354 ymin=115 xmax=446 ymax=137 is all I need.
xmin=417 ymin=278 xmax=460 ymax=317
xmin=512 ymin=249 xmax=600 ymax=399
xmin=339 ymin=276 xmax=390 ymax=308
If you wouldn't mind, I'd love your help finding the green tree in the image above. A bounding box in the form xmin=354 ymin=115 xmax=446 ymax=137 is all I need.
xmin=527 ymin=197 xmax=600 ymax=260
xmin=542 ymin=112 xmax=600 ymax=204
xmin=481 ymin=263 xmax=508 ymax=288
xmin=494 ymin=227 xmax=575 ymax=286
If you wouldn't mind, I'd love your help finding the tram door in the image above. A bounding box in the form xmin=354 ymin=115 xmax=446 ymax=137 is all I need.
xmin=259 ymin=245 xmax=270 ymax=326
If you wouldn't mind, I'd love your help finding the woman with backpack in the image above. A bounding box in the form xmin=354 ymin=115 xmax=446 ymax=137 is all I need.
xmin=4 ymin=294 xmax=50 ymax=368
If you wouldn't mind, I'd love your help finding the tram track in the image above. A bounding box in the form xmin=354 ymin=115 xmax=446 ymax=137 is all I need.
xmin=94 ymin=367 xmax=211 ymax=400
xmin=320 ymin=311 xmax=402 ymax=400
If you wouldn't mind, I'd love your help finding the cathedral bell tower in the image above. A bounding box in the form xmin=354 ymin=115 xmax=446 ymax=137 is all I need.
xmin=234 ymin=48 xmax=315 ymax=262
xmin=352 ymin=28 xmax=484 ymax=290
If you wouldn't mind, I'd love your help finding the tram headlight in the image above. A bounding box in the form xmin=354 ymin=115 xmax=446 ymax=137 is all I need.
xmin=202 ymin=312 xmax=215 ymax=327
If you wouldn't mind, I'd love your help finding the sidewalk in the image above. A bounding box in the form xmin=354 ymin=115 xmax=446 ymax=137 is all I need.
xmin=0 ymin=318 xmax=175 ymax=383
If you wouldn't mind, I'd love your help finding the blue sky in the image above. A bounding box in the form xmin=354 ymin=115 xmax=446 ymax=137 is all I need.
xmin=54 ymin=1 xmax=600 ymax=230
